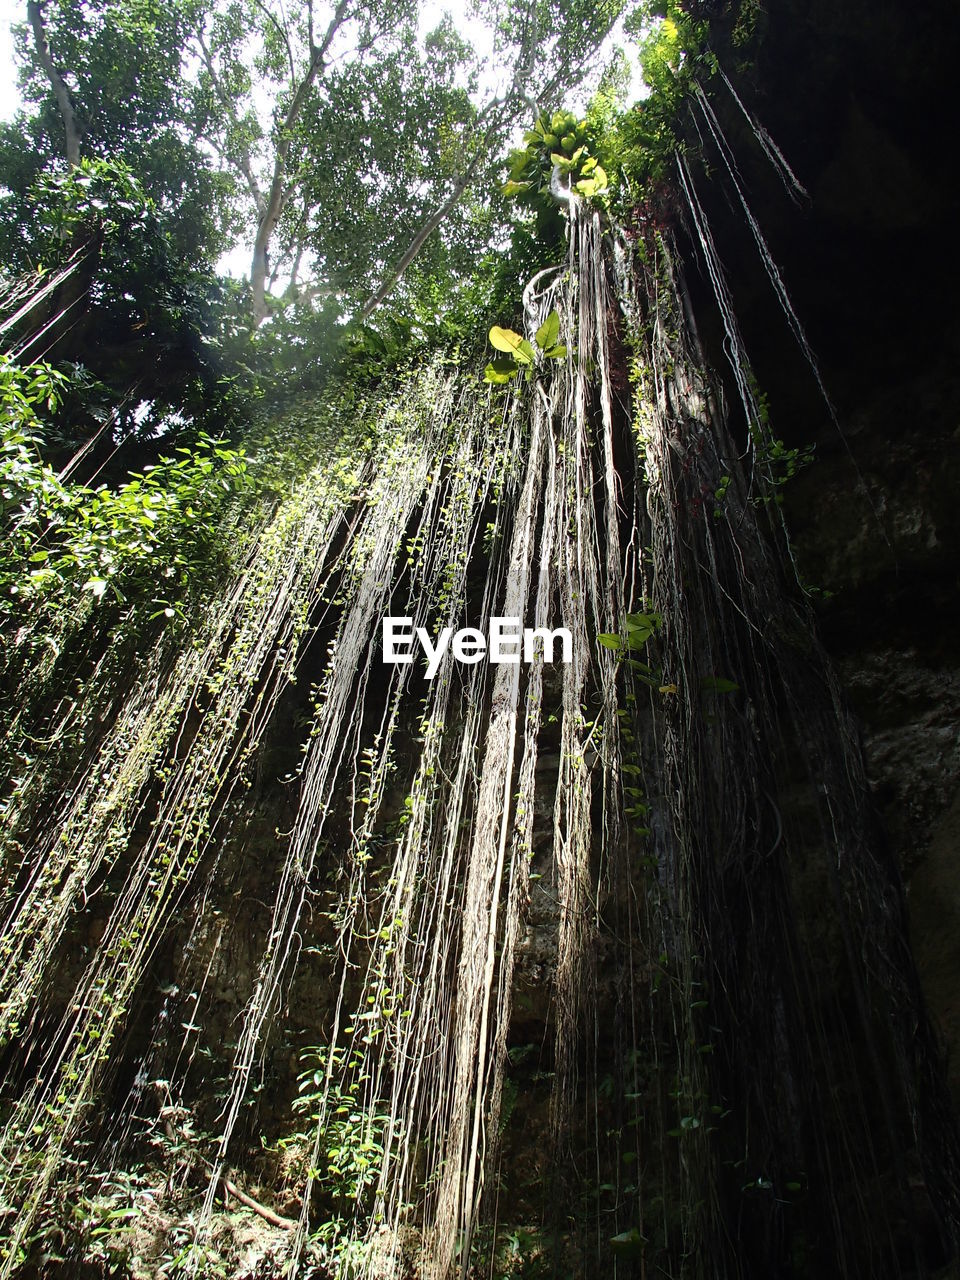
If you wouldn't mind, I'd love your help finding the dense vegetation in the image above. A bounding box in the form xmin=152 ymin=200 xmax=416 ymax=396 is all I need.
xmin=2 ymin=2 xmax=959 ymax=1279
xmin=0 ymin=0 xmax=722 ymax=647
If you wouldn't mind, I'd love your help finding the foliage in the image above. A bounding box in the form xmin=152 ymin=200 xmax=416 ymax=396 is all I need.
xmin=26 ymin=155 xmax=169 ymax=260
xmin=188 ymin=0 xmax=512 ymax=323
xmin=3 ymin=1165 xmax=146 ymax=1275
xmin=0 ymin=0 xmax=235 ymax=263
xmin=598 ymin=610 xmax=670 ymax=693
xmin=597 ymin=609 xmax=662 ymax=653
xmin=483 ymin=309 xmax=568 ymax=385
xmin=603 ymin=2 xmax=717 ymax=194
xmin=730 ymin=0 xmax=765 ymax=52
xmin=489 ymin=4 xmax=725 ymax=236
xmin=3 ymin=0 xmax=637 ymax=346
xmin=0 ymin=353 xmax=249 ymax=635
xmin=503 ymin=108 xmax=610 ymax=206
xmin=2 ymin=158 xmax=253 ymax=446
xmin=281 ymin=1046 xmax=391 ymax=1209
xmin=727 ymin=379 xmax=816 ymax=509
xmin=189 ymin=0 xmax=631 ymax=322
xmin=290 ymin=22 xmax=489 ymax=311
xmin=754 ymin=434 xmax=815 ymax=500
xmin=469 ymin=1222 xmax=553 ymax=1278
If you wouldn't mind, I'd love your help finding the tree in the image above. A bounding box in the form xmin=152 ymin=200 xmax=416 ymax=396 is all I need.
xmin=191 ymin=0 xmax=484 ymax=323
xmin=191 ymin=0 xmax=630 ymax=324
xmin=358 ymin=0 xmax=631 ymax=318
xmin=3 ymin=0 xmax=237 ymax=267
xmin=6 ymin=0 xmax=633 ymax=334
xmin=25 ymin=0 xmax=80 ymax=166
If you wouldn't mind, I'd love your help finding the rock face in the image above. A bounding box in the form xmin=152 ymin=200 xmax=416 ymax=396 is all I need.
xmin=682 ymin=0 xmax=960 ymax=1094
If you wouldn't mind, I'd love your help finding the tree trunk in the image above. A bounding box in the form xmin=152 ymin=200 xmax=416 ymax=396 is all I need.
xmin=251 ymin=219 xmax=272 ymax=325
xmin=27 ymin=0 xmax=80 ymax=167
xmin=249 ymin=0 xmax=352 ymax=325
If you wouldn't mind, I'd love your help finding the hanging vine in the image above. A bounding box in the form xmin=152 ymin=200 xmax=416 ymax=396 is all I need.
xmin=0 ymin=66 xmax=958 ymax=1280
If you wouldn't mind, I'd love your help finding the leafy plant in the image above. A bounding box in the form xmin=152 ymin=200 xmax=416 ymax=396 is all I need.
xmin=598 ymin=610 xmax=662 ymax=653
xmin=754 ymin=434 xmax=815 ymax=499
xmin=483 ymin=309 xmax=567 ymax=385
xmin=503 ymin=108 xmax=609 ymax=206
xmin=598 ymin=610 xmax=675 ymax=700
xmin=0 ymin=353 xmax=249 ymax=630
xmin=609 ymin=3 xmax=716 ymax=194
xmin=281 ymin=1046 xmax=392 ymax=1209
xmin=1 ymin=158 xmax=252 ymax=444
xmin=748 ymin=379 xmax=815 ymax=501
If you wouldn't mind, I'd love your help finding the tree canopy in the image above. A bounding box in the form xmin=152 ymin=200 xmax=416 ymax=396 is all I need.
xmin=0 ymin=0 xmax=723 ymax=474
xmin=2 ymin=0 xmax=639 ymax=328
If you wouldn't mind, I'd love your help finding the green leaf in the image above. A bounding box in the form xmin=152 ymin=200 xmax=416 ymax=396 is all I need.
xmin=626 ymin=629 xmax=653 ymax=650
xmin=535 ymin=310 xmax=560 ymax=351
xmin=610 ymin=1228 xmax=646 ymax=1258
xmin=626 ymin=611 xmax=661 ymax=630
xmin=489 ymin=326 xmax=534 ymax=364
xmin=483 ymin=360 xmax=518 ymax=385
xmin=501 ymin=179 xmax=531 ymax=198
xmin=575 ymin=165 xmax=609 ymax=199
xmin=83 ymin=577 xmax=108 ymax=598
xmin=544 ymin=344 xmax=567 ymax=359
xmin=489 ymin=325 xmax=522 ymax=354
xmin=597 ymin=633 xmax=623 ymax=651
xmin=700 ymin=676 xmax=739 ymax=694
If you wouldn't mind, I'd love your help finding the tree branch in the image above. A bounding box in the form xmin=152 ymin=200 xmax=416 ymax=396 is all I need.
xmin=359 ymin=173 xmax=471 ymax=322
xmin=306 ymin=0 xmax=316 ymax=59
xmin=358 ymin=0 xmax=621 ymax=329
xmin=251 ymin=0 xmax=353 ymax=322
xmin=288 ymin=240 xmax=303 ymax=289
xmin=27 ymin=0 xmax=80 ymax=166
xmin=221 ymin=1175 xmax=295 ymax=1230
xmin=278 ymin=279 xmax=332 ymax=311
xmin=355 ymin=0 xmax=583 ymax=325
xmin=358 ymin=94 xmax=512 ymax=321
xmin=250 ymin=0 xmax=296 ymax=89
xmin=195 ymin=31 xmax=268 ymax=219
